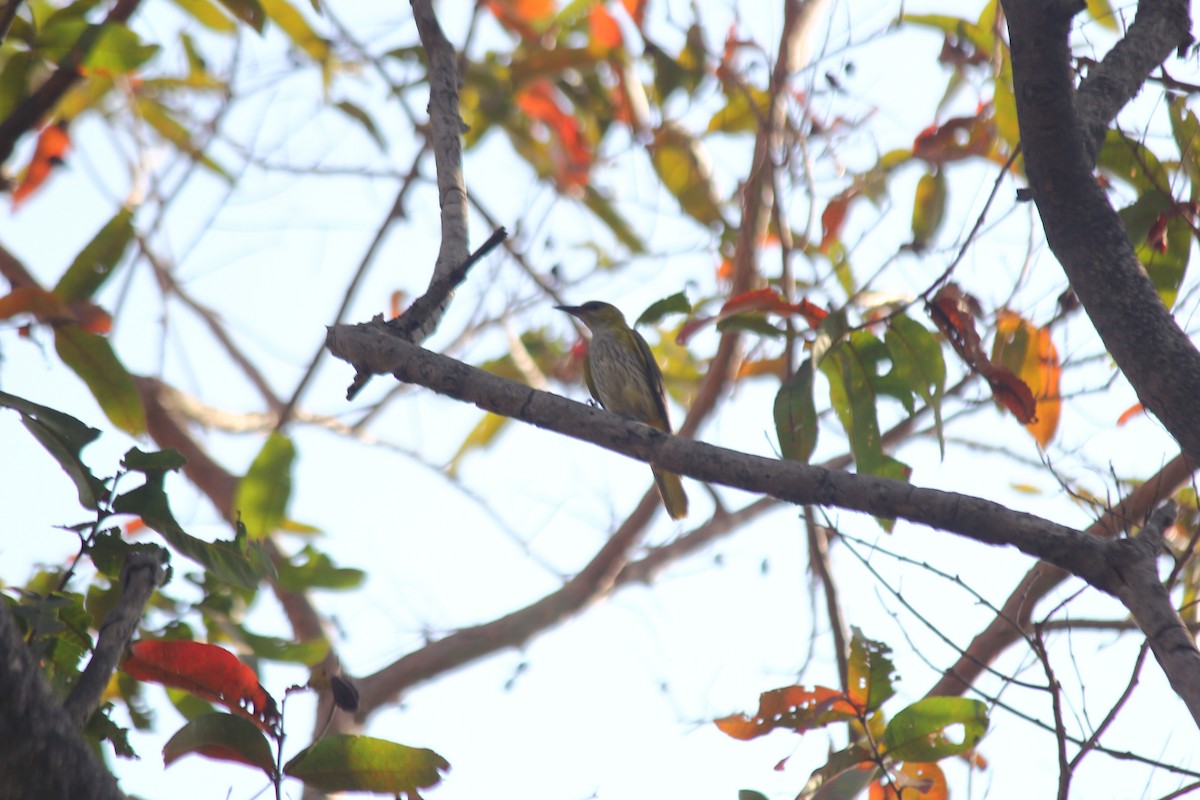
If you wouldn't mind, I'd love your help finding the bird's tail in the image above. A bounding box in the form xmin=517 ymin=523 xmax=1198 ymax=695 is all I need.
xmin=651 ymin=466 xmax=688 ymax=520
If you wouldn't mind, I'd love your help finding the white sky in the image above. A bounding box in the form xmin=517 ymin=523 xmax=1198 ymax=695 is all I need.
xmin=2 ymin=0 xmax=1200 ymax=798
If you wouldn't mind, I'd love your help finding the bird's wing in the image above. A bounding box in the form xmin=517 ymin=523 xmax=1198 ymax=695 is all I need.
xmin=633 ymin=329 xmax=672 ymax=432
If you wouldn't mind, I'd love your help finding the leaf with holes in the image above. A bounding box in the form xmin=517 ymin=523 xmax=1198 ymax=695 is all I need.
xmin=846 ymin=628 xmax=896 ymax=713
xmin=716 ymin=686 xmax=860 ymax=740
xmin=122 ymin=640 xmax=280 ymax=734
xmin=882 ymin=697 xmax=988 ymax=762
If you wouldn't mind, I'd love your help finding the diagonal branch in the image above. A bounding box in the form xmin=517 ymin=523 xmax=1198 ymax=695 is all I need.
xmin=1003 ymin=0 xmax=1200 ymax=466
xmin=327 ymin=320 xmax=1200 ymax=725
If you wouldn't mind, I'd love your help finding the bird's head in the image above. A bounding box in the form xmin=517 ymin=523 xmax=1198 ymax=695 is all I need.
xmin=554 ymin=301 xmax=628 ymax=332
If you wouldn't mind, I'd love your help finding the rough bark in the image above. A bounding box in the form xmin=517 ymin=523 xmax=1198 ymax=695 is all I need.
xmin=0 ymin=602 xmax=125 ymax=800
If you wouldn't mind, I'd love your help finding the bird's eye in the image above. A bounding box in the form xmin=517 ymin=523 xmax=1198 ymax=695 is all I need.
xmin=582 ymin=301 xmax=601 ymax=311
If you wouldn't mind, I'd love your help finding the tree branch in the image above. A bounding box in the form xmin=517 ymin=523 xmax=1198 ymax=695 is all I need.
xmin=0 ymin=602 xmax=124 ymax=800
xmin=0 ymin=0 xmax=143 ymax=165
xmin=1003 ymin=0 xmax=1200 ymax=466
xmin=63 ymin=549 xmax=169 ymax=728
xmin=1074 ymin=0 xmax=1193 ymax=161
xmin=927 ymin=452 xmax=1194 ymax=696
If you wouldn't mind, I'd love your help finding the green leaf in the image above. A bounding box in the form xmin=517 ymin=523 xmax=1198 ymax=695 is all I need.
xmin=582 ymin=186 xmax=646 ymax=253
xmin=53 ymin=324 xmax=146 ymax=436
xmin=715 ymin=313 xmax=785 ymax=338
xmin=707 ymin=86 xmax=770 ymax=135
xmin=846 ymin=628 xmax=896 ymax=713
xmin=239 ymin=630 xmax=329 ymax=664
xmin=882 ymin=697 xmax=988 ymax=761
xmin=163 ymin=713 xmax=276 ymax=776
xmin=650 ymin=122 xmax=724 ymax=228
xmin=113 ymin=449 xmax=270 ymax=589
xmin=40 ymin=21 xmax=160 ymax=74
xmin=334 ymin=100 xmax=386 ymax=149
xmin=1098 ymin=130 xmax=1170 ymax=194
xmin=85 ymin=703 xmax=137 ymax=759
xmin=168 ymin=0 xmax=238 ymax=32
xmin=276 ymin=545 xmax=365 ymax=592
xmin=260 ymin=0 xmax=329 ymax=62
xmin=811 ymin=308 xmax=850 ymax=367
xmin=774 ymin=359 xmax=818 ymax=463
xmin=234 ymin=433 xmax=295 ymax=539
xmin=885 ymin=315 xmax=946 ymax=456
xmin=0 ymin=390 xmax=105 ymax=509
xmin=636 ymin=292 xmax=691 ymax=327
xmin=54 ymin=208 xmax=135 ymax=302
xmin=796 ymin=744 xmax=879 ymax=800
xmin=910 ymin=169 xmax=946 ymax=249
xmin=1169 ymin=96 xmax=1200 ymax=197
xmin=1118 ymin=192 xmax=1191 ymax=309
xmin=215 ymin=0 xmax=265 ymax=32
xmin=284 ymin=735 xmax=450 ymax=795
xmin=89 ymin=529 xmax=170 ymax=581
xmin=135 ymin=97 xmax=233 ymax=181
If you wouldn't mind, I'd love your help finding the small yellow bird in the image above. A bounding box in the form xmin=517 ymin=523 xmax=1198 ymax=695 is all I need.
xmin=556 ymin=301 xmax=688 ymax=520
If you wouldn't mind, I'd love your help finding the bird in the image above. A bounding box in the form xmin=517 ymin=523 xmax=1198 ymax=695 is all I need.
xmin=555 ymin=301 xmax=688 ymax=520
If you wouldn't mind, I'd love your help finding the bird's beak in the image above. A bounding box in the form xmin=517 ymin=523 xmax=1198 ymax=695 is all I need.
xmin=554 ymin=304 xmax=581 ymax=316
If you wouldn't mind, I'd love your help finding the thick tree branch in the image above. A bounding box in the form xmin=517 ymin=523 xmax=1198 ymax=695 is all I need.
xmin=0 ymin=602 xmax=124 ymax=800
xmin=928 ymin=452 xmax=1194 ymax=697
xmin=63 ymin=549 xmax=169 ymax=728
xmin=329 ymin=320 xmax=1200 ymax=723
xmin=1003 ymin=0 xmax=1200 ymax=467
xmin=1074 ymin=0 xmax=1193 ymax=161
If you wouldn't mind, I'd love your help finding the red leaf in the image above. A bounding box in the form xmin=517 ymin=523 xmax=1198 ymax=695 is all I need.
xmin=912 ymin=112 xmax=994 ymax=164
xmin=676 ymin=290 xmax=829 ymax=346
xmin=927 ymin=283 xmax=985 ymax=364
xmin=122 ymin=640 xmax=280 ymax=735
xmin=716 ymin=685 xmax=860 ymax=740
xmin=1147 ymin=213 xmax=1170 ymax=253
xmin=12 ymin=121 xmax=70 ymax=209
xmin=980 ymin=362 xmax=1038 ymax=424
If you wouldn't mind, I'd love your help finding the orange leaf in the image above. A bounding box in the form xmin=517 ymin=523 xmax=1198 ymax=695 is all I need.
xmin=486 ymin=0 xmax=555 ymax=37
xmin=122 ymin=640 xmax=280 ymax=734
xmin=12 ymin=121 xmax=70 ymax=208
xmin=715 ymin=685 xmax=860 ymax=740
xmin=736 ymin=355 xmax=787 ymax=380
xmin=1117 ymin=403 xmax=1145 ymax=426
xmin=515 ymin=80 xmax=593 ymax=188
xmin=820 ymin=191 xmax=854 ymax=253
xmin=588 ymin=5 xmax=622 ymax=52
xmin=870 ymin=761 xmax=948 ymax=800
xmin=0 ymin=285 xmax=74 ymax=324
xmin=992 ymin=311 xmax=1060 ymax=442
xmin=620 ymin=0 xmax=646 ymax=27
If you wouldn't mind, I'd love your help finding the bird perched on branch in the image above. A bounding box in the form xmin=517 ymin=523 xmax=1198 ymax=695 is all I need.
xmin=556 ymin=301 xmax=688 ymax=520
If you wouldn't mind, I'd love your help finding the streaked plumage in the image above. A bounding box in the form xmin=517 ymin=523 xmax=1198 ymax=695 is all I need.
xmin=556 ymin=301 xmax=688 ymax=520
